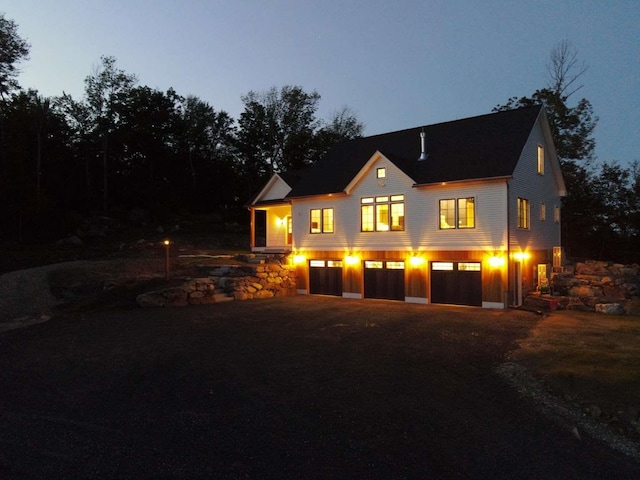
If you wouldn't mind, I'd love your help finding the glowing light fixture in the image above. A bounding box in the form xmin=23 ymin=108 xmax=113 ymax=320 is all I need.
xmin=410 ymin=256 xmax=425 ymax=267
xmin=513 ymin=251 xmax=530 ymax=261
xmin=293 ymin=254 xmax=306 ymax=264
xmin=488 ymin=255 xmax=505 ymax=268
xmin=345 ymin=254 xmax=360 ymax=266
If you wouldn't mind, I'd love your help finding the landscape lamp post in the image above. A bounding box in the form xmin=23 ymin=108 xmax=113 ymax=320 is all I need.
xmin=163 ymin=239 xmax=171 ymax=280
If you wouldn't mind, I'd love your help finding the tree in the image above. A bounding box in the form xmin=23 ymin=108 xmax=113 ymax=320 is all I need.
xmin=494 ymin=41 xmax=599 ymax=259
xmin=0 ymin=13 xmax=30 ymax=99
xmin=311 ymin=106 xmax=364 ymax=163
xmin=237 ymin=85 xmax=321 ymax=176
xmin=84 ymin=56 xmax=137 ymax=212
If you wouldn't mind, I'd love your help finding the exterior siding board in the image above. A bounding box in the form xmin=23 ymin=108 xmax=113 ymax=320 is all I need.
xmin=509 ymin=120 xmax=562 ymax=251
xmin=293 ymin=155 xmax=508 ymax=253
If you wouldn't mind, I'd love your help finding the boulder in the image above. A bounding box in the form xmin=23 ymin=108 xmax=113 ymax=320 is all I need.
xmin=595 ymin=303 xmax=625 ymax=315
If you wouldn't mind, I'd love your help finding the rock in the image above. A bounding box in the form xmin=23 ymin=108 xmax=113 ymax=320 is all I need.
xmin=137 ymin=292 xmax=166 ymax=307
xmin=595 ymin=303 xmax=625 ymax=315
xmin=56 ymin=235 xmax=83 ymax=246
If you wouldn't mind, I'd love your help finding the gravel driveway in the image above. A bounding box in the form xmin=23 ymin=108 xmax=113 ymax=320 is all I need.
xmin=0 ymin=261 xmax=88 ymax=333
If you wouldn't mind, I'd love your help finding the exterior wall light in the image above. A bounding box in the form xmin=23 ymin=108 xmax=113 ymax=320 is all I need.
xmin=345 ymin=254 xmax=359 ymax=266
xmin=488 ymin=255 xmax=505 ymax=268
xmin=513 ymin=251 xmax=530 ymax=261
xmin=293 ymin=254 xmax=306 ymax=264
xmin=410 ymin=256 xmax=425 ymax=267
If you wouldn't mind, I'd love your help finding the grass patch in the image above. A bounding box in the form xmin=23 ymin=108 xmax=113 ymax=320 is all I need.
xmin=510 ymin=309 xmax=640 ymax=429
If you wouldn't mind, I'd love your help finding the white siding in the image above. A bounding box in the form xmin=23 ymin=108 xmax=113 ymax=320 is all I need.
xmin=508 ymin=119 xmax=563 ymax=251
xmin=258 ymin=175 xmax=292 ymax=202
xmin=293 ymin=154 xmax=508 ymax=252
xmin=264 ymin=205 xmax=291 ymax=248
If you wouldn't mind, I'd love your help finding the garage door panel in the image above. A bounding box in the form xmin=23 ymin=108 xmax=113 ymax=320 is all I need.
xmin=364 ymin=262 xmax=405 ymax=301
xmin=431 ymin=262 xmax=482 ymax=307
xmin=309 ymin=262 xmax=343 ymax=296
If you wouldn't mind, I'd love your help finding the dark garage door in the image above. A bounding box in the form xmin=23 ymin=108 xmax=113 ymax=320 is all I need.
xmin=364 ymin=261 xmax=405 ymax=301
xmin=309 ymin=260 xmax=343 ymax=296
xmin=431 ymin=261 xmax=482 ymax=306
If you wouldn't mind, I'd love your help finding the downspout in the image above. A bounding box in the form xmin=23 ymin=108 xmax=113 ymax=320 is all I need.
xmin=506 ymin=179 xmax=511 ymax=308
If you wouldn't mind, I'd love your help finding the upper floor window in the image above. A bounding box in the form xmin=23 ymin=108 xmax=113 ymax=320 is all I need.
xmin=310 ymin=208 xmax=334 ymax=234
xmin=361 ymin=195 xmax=405 ymax=232
xmin=439 ymin=197 xmax=475 ymax=229
xmin=376 ymin=167 xmax=386 ymax=179
xmin=540 ymin=202 xmax=546 ymax=221
xmin=537 ymin=145 xmax=544 ymax=175
xmin=517 ymin=197 xmax=530 ymax=229
xmin=554 ymin=205 xmax=560 ymax=223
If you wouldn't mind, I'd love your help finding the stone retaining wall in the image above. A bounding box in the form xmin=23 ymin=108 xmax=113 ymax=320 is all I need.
xmin=137 ymin=255 xmax=296 ymax=307
xmin=549 ymin=260 xmax=640 ymax=314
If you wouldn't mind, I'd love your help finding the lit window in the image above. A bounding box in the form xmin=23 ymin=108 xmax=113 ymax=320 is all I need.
xmin=537 ymin=145 xmax=544 ymax=175
xmin=310 ymin=260 xmax=325 ymax=267
xmin=310 ymin=208 xmax=334 ymax=234
xmin=432 ymin=262 xmax=454 ymax=271
xmin=554 ymin=205 xmax=560 ymax=223
xmin=517 ymin=198 xmax=530 ymax=229
xmin=439 ymin=198 xmax=475 ymax=229
xmin=540 ymin=202 xmax=546 ymax=221
xmin=386 ymin=261 xmax=405 ymax=269
xmin=377 ymin=167 xmax=386 ymax=178
xmin=327 ymin=260 xmax=343 ymax=267
xmin=361 ymin=204 xmax=374 ymax=232
xmin=365 ymin=261 xmax=384 ymax=269
xmin=457 ymin=198 xmax=475 ymax=228
xmin=458 ymin=262 xmax=481 ymax=271
xmin=361 ymin=195 xmax=404 ymax=232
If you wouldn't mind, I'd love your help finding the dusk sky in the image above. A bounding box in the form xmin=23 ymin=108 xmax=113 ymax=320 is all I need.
xmin=5 ymin=0 xmax=639 ymax=166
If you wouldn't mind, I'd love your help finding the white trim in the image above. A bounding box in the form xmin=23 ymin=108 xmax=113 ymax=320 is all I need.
xmin=343 ymin=292 xmax=362 ymax=299
xmin=344 ymin=151 xmax=416 ymax=194
xmin=297 ymin=289 xmax=308 ymax=295
xmin=405 ymin=296 xmax=428 ymax=304
xmin=482 ymin=301 xmax=505 ymax=309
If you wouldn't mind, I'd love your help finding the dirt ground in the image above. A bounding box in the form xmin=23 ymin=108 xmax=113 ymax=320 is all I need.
xmin=1 ymin=296 xmax=639 ymax=479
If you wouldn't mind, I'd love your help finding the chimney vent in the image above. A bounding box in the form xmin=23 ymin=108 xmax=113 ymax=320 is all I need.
xmin=418 ymin=129 xmax=428 ymax=161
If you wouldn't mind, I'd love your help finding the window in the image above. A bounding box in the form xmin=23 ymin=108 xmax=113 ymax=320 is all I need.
xmin=439 ymin=197 xmax=475 ymax=229
xmin=361 ymin=195 xmax=404 ymax=232
xmin=458 ymin=262 xmax=481 ymax=271
xmin=554 ymin=205 xmax=560 ymax=223
xmin=432 ymin=262 xmax=454 ymax=271
xmin=537 ymin=145 xmax=544 ymax=174
xmin=517 ymin=198 xmax=530 ymax=229
xmin=540 ymin=202 xmax=546 ymax=221
xmin=310 ymin=208 xmax=334 ymax=233
xmin=377 ymin=167 xmax=386 ymax=178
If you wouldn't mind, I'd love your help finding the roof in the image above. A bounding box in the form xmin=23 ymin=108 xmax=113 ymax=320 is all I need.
xmin=287 ymin=105 xmax=543 ymax=198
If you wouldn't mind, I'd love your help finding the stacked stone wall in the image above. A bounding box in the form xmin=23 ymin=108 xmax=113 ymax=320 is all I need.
xmin=137 ymin=255 xmax=296 ymax=307
xmin=550 ymin=260 xmax=640 ymax=314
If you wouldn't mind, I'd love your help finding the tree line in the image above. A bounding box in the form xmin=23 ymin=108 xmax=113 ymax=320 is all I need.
xmin=0 ymin=14 xmax=363 ymax=242
xmin=1 ymin=15 xmax=638 ymax=262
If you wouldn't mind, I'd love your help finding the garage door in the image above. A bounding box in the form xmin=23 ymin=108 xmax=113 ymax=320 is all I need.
xmin=431 ymin=261 xmax=482 ymax=306
xmin=309 ymin=260 xmax=343 ymax=296
xmin=364 ymin=261 xmax=405 ymax=301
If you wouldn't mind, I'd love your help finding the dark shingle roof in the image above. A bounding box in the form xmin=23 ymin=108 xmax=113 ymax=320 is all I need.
xmin=287 ymin=105 xmax=542 ymax=198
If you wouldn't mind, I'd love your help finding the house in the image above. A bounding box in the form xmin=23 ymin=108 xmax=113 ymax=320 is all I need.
xmin=248 ymin=105 xmax=566 ymax=308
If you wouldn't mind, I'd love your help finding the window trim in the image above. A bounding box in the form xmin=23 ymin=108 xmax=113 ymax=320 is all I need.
xmin=517 ymin=197 xmax=530 ymax=229
xmin=439 ymin=197 xmax=476 ymax=230
xmin=361 ymin=194 xmax=405 ymax=232
xmin=310 ymin=207 xmax=334 ymax=234
xmin=537 ymin=145 xmax=545 ymax=175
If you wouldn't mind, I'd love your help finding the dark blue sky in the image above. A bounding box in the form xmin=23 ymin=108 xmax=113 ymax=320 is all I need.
xmin=7 ymin=0 xmax=639 ymax=165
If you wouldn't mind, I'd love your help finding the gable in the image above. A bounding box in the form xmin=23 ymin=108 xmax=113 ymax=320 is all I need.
xmin=343 ymin=151 xmax=416 ymax=195
xmin=287 ymin=105 xmax=543 ymax=198
xmin=250 ymin=173 xmax=293 ymax=205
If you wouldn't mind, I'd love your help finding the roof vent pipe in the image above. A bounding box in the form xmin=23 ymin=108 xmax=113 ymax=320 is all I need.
xmin=418 ymin=129 xmax=428 ymax=161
